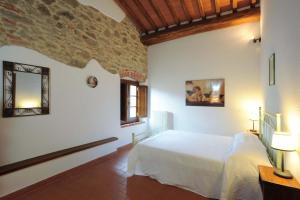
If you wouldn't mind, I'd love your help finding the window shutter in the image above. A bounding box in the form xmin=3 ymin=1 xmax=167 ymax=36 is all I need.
xmin=120 ymin=82 xmax=128 ymax=123
xmin=138 ymin=85 xmax=148 ymax=117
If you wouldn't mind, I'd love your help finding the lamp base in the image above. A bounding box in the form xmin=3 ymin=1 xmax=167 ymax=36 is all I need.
xmin=250 ymin=129 xmax=257 ymax=133
xmin=274 ymin=169 xmax=293 ymax=179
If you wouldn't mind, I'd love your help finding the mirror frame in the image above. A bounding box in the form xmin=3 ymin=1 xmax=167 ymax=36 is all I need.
xmin=2 ymin=61 xmax=50 ymax=117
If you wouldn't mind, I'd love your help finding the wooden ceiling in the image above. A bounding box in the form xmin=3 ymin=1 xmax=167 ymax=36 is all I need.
xmin=115 ymin=0 xmax=260 ymax=45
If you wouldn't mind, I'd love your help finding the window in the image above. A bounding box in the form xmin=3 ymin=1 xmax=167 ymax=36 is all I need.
xmin=120 ymin=80 xmax=148 ymax=125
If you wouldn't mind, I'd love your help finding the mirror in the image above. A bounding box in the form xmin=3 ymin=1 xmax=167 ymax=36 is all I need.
xmin=15 ymin=72 xmax=42 ymax=108
xmin=3 ymin=61 xmax=50 ymax=117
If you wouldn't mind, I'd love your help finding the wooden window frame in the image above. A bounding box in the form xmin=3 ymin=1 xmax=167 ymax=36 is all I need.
xmin=120 ymin=79 xmax=148 ymax=126
xmin=121 ymin=79 xmax=139 ymax=125
xmin=120 ymin=79 xmax=148 ymax=127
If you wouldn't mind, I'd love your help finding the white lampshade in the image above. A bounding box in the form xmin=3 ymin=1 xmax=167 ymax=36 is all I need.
xmin=249 ymin=110 xmax=259 ymax=121
xmin=271 ymin=132 xmax=297 ymax=151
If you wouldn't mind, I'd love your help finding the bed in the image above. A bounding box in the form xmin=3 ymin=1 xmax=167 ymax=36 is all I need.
xmin=127 ymin=108 xmax=280 ymax=200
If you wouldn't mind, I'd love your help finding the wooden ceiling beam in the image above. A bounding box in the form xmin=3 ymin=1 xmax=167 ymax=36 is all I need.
xmin=196 ymin=0 xmax=206 ymax=18
xmin=250 ymin=0 xmax=257 ymax=8
xmin=148 ymin=0 xmax=169 ymax=27
xmin=214 ymin=0 xmax=221 ymax=16
xmin=165 ymin=0 xmax=180 ymax=25
xmin=114 ymin=0 xmax=146 ymax=33
xmin=231 ymin=0 xmax=238 ymax=11
xmin=141 ymin=7 xmax=260 ymax=45
xmin=181 ymin=0 xmax=193 ymax=22
xmin=132 ymin=0 xmax=158 ymax=31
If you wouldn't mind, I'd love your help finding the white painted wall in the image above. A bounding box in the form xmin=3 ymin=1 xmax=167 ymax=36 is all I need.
xmin=0 ymin=46 xmax=147 ymax=197
xmin=0 ymin=1 xmax=145 ymax=196
xmin=260 ymin=0 xmax=300 ymax=181
xmin=149 ymin=22 xmax=261 ymax=136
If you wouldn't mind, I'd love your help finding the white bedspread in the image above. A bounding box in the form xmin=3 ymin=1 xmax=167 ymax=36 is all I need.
xmin=127 ymin=130 xmax=233 ymax=199
xmin=220 ymin=133 xmax=272 ymax=200
xmin=128 ymin=130 xmax=271 ymax=200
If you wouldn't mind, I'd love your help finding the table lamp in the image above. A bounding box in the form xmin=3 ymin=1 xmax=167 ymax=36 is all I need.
xmin=249 ymin=118 xmax=258 ymax=132
xmin=271 ymin=132 xmax=297 ymax=179
xmin=249 ymin=107 xmax=259 ymax=132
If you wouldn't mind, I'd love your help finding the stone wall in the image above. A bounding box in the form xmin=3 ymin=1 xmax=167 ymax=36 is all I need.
xmin=0 ymin=0 xmax=147 ymax=81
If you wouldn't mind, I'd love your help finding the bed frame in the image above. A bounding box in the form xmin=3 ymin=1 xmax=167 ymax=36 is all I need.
xmin=259 ymin=107 xmax=281 ymax=167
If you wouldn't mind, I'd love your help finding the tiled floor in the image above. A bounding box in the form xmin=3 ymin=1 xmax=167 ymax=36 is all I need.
xmin=3 ymin=146 xmax=209 ymax=200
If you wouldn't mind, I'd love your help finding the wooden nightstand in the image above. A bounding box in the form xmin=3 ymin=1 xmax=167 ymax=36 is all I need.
xmin=259 ymin=165 xmax=300 ymax=200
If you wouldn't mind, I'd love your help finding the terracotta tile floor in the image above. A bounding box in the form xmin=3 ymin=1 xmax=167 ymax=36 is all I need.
xmin=3 ymin=146 xmax=209 ymax=200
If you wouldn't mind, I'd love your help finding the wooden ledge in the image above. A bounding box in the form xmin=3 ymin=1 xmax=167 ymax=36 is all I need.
xmin=121 ymin=121 xmax=145 ymax=128
xmin=0 ymin=137 xmax=118 ymax=176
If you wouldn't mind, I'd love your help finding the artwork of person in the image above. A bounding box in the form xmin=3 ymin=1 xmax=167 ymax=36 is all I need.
xmin=87 ymin=76 xmax=98 ymax=88
xmin=187 ymin=86 xmax=203 ymax=102
xmin=186 ymin=81 xmax=194 ymax=96
xmin=186 ymin=79 xmax=225 ymax=107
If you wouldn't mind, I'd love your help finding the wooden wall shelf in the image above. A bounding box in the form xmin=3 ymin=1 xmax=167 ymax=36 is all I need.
xmin=0 ymin=137 xmax=118 ymax=176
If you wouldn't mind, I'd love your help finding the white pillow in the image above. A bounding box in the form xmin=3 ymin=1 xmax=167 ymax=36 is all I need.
xmin=228 ymin=132 xmax=260 ymax=156
xmin=233 ymin=132 xmax=258 ymax=143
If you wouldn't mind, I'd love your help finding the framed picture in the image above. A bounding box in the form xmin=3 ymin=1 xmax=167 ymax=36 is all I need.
xmin=269 ymin=53 xmax=275 ymax=86
xmin=87 ymin=76 xmax=98 ymax=88
xmin=186 ymin=79 xmax=225 ymax=107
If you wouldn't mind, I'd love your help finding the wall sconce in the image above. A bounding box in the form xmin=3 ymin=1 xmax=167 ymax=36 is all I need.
xmin=253 ymin=37 xmax=261 ymax=43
